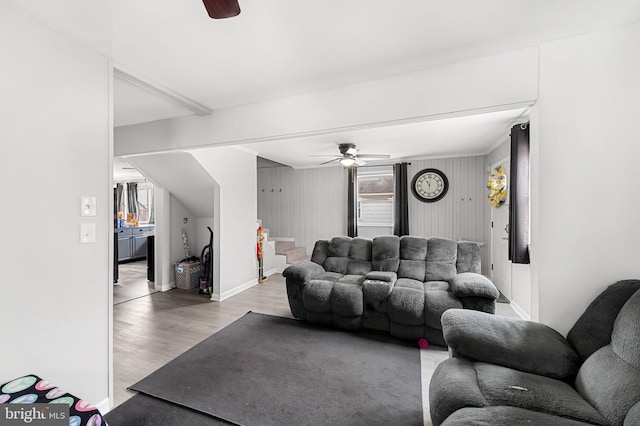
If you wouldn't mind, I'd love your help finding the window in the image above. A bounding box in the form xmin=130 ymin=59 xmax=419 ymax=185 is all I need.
xmin=356 ymin=165 xmax=394 ymax=238
xmin=115 ymin=181 xmax=155 ymax=226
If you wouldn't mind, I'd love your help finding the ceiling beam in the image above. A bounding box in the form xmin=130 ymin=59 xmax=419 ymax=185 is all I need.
xmin=113 ymin=64 xmax=213 ymax=116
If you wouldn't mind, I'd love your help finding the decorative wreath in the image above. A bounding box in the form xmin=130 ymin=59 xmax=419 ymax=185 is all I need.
xmin=487 ymin=166 xmax=507 ymax=208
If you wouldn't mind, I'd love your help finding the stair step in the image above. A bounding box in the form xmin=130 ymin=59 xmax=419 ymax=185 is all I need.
xmin=275 ymin=240 xmax=295 ymax=253
xmin=279 ymin=246 xmax=308 ymax=264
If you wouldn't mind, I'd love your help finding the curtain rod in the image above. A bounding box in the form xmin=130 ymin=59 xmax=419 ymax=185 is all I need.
xmin=355 ymin=162 xmax=411 ymax=168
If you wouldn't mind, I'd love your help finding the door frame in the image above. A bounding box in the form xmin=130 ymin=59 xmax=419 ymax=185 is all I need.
xmin=490 ymin=156 xmax=511 ymax=300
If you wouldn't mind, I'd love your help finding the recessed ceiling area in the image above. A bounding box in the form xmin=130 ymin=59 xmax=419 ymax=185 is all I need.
xmin=244 ymin=106 xmax=529 ymax=169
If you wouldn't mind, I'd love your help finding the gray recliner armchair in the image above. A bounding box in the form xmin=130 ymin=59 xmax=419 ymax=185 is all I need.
xmin=429 ymin=279 xmax=640 ymax=426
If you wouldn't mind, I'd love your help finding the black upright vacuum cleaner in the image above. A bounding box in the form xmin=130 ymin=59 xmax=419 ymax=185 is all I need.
xmin=199 ymin=226 xmax=214 ymax=295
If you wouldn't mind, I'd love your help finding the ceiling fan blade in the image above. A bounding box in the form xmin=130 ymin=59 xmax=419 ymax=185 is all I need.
xmin=308 ymin=154 xmax=341 ymax=158
xmin=345 ymin=147 xmax=359 ymax=156
xmin=354 ymin=158 xmax=367 ymax=166
xmin=320 ymin=158 xmax=341 ymax=165
xmin=202 ymin=0 xmax=241 ymax=19
xmin=357 ymin=154 xmax=391 ymax=159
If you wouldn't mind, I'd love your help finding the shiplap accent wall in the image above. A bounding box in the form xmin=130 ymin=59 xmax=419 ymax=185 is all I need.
xmin=257 ymin=166 xmax=347 ymax=254
xmin=408 ymin=156 xmax=489 ymax=274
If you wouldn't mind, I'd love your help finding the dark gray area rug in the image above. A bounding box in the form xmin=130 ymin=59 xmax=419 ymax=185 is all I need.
xmin=104 ymin=393 xmax=232 ymax=425
xmin=129 ymin=312 xmax=423 ymax=426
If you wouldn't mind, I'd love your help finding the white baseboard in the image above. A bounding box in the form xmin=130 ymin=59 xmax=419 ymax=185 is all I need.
xmin=211 ymin=278 xmax=259 ymax=302
xmin=510 ymin=300 xmax=530 ymax=320
xmin=265 ymin=268 xmax=279 ymax=277
xmin=158 ymin=281 xmax=174 ymax=292
xmin=96 ymin=397 xmax=111 ymax=414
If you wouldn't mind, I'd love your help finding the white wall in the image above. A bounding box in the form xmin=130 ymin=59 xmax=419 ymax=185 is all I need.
xmin=257 ymin=166 xmax=347 ymax=254
xmin=408 ymin=156 xmax=489 ymax=274
xmin=114 ymin=48 xmax=538 ymax=157
xmin=189 ymin=147 xmax=258 ymax=300
xmin=0 ymin=1 xmax=111 ymax=408
xmin=170 ymin=196 xmax=198 ymax=264
xmin=533 ymin=21 xmax=640 ymax=335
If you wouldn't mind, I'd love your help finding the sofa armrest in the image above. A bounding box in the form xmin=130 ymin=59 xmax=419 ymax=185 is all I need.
xmin=441 ymin=309 xmax=582 ymax=379
xmin=365 ymin=271 xmax=397 ymax=284
xmin=450 ymin=273 xmax=499 ymax=300
xmin=282 ymin=261 xmax=325 ymax=282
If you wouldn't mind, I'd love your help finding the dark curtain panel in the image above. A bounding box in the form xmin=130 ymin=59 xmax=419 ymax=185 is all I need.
xmin=127 ymin=182 xmax=139 ymax=218
xmin=347 ymin=167 xmax=357 ymax=237
xmin=116 ymin=183 xmax=124 ymax=214
xmin=508 ymin=123 xmax=530 ymax=264
xmin=393 ymin=162 xmax=410 ymax=236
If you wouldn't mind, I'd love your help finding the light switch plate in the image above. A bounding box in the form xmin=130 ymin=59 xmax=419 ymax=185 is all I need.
xmin=80 ymin=223 xmax=96 ymax=243
xmin=81 ymin=196 xmax=97 ymax=216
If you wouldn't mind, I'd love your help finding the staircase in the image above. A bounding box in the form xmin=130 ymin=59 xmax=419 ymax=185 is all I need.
xmin=258 ymin=221 xmax=309 ymax=270
xmin=272 ymin=238 xmax=310 ymax=264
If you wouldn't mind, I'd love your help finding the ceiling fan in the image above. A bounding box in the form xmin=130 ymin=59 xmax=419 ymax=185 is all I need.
xmin=202 ymin=0 xmax=241 ymax=19
xmin=312 ymin=143 xmax=391 ymax=167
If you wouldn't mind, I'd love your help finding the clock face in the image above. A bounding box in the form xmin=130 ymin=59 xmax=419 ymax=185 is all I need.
xmin=411 ymin=169 xmax=449 ymax=203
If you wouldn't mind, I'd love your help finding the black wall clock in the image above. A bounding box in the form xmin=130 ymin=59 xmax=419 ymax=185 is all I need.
xmin=411 ymin=168 xmax=449 ymax=203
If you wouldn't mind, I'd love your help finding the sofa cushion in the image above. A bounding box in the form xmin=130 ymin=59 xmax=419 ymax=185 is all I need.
xmin=567 ymin=279 xmax=640 ymax=361
xmin=388 ymin=281 xmax=424 ymax=326
xmin=398 ymin=260 xmax=426 ymax=281
xmin=450 ymin=273 xmax=499 ymax=299
xmin=455 ymin=241 xmax=481 ymax=274
xmin=425 ymin=238 xmax=457 ymax=281
xmin=429 ymin=358 xmax=489 ymax=426
xmin=575 ymin=346 xmax=640 ymax=426
xmin=332 ymin=281 xmax=364 ymax=317
xmin=424 ymin=290 xmax=462 ymax=329
xmin=474 ymin=362 xmax=609 ymax=425
xmin=310 ymin=239 xmax=330 ymax=265
xmin=363 ymin=279 xmax=394 ymax=314
xmin=442 ymin=309 xmax=581 ymax=379
xmin=395 ymin=278 xmax=424 ymax=291
xmin=282 ymin=260 xmax=325 ymax=282
xmin=329 ymin=236 xmax=352 ymax=257
xmin=574 ymin=291 xmax=640 ymax=426
xmin=425 ymin=281 xmax=450 ymax=291
xmin=372 ymin=235 xmax=400 ymax=272
xmin=347 ymin=238 xmax=373 ymax=275
xmin=315 ymin=271 xmax=343 ymax=282
xmin=338 ymin=275 xmax=366 ymax=285
xmin=303 ymin=279 xmax=334 ymax=313
xmin=441 ymin=406 xmax=596 ymax=426
xmin=324 ymin=257 xmax=349 ymax=274
xmin=349 ymin=237 xmax=372 ymax=260
xmin=397 ymin=237 xmax=428 ymax=280
xmin=610 ymin=286 xmax=640 ymax=369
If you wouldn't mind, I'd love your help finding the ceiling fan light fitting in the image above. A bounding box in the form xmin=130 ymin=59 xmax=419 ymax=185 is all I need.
xmin=340 ymin=157 xmax=356 ymax=167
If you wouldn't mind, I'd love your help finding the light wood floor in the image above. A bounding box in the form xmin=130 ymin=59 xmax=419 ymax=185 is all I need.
xmin=112 ymin=273 xmax=519 ymax=425
xmin=113 ymin=260 xmax=157 ymax=305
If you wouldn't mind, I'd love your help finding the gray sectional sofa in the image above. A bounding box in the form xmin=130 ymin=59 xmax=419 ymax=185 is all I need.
xmin=429 ymin=279 xmax=640 ymax=426
xmin=282 ymin=235 xmax=498 ymax=345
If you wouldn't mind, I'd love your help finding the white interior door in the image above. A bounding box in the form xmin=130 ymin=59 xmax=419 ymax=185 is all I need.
xmin=491 ymin=160 xmax=512 ymax=300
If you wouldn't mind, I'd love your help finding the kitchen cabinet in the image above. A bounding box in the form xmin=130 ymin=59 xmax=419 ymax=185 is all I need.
xmin=117 ymin=225 xmax=154 ymax=262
